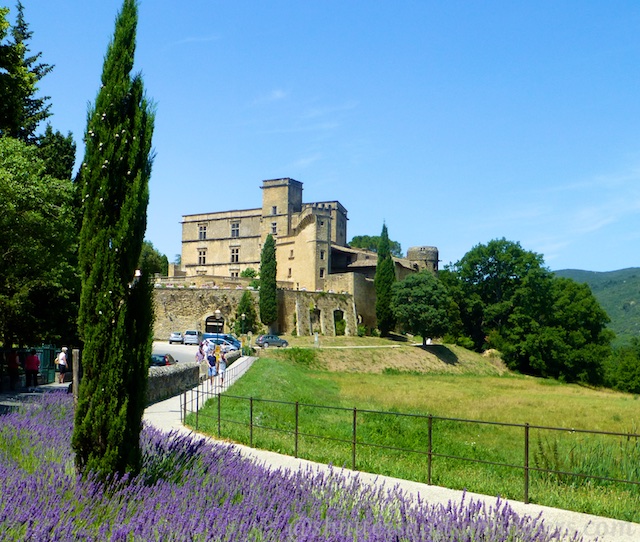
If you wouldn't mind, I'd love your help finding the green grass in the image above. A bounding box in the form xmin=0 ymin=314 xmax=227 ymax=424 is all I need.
xmin=187 ymin=349 xmax=640 ymax=522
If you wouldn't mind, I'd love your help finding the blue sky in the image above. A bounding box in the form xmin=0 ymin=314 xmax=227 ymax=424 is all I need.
xmin=18 ymin=0 xmax=640 ymax=271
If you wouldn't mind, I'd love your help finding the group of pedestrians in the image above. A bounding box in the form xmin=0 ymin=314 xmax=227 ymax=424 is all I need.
xmin=195 ymin=339 xmax=227 ymax=388
xmin=4 ymin=346 xmax=68 ymax=391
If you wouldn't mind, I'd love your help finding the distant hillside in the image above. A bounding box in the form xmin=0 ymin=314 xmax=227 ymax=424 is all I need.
xmin=554 ymin=268 xmax=640 ymax=346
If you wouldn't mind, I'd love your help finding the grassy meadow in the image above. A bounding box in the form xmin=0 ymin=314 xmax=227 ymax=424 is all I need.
xmin=188 ymin=341 xmax=640 ymax=523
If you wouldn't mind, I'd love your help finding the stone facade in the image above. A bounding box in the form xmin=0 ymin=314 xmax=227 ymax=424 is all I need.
xmin=179 ymin=178 xmax=348 ymax=292
xmin=154 ymin=287 xmax=358 ymax=338
xmin=171 ymin=177 xmax=439 ymax=336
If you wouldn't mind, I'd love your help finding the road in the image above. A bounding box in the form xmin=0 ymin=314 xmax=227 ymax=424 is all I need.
xmin=152 ymin=340 xmax=198 ymax=363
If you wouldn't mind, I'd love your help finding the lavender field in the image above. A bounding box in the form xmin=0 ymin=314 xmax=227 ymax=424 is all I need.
xmin=0 ymin=393 xmax=585 ymax=541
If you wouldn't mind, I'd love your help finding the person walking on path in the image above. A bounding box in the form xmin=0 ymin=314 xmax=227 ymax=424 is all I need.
xmin=25 ymin=349 xmax=40 ymax=389
xmin=57 ymin=347 xmax=68 ymax=384
xmin=207 ymin=353 xmax=217 ymax=387
xmin=217 ymin=352 xmax=227 ymax=389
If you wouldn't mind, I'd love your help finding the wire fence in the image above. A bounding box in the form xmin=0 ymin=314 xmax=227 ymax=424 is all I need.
xmin=181 ymin=387 xmax=640 ymax=505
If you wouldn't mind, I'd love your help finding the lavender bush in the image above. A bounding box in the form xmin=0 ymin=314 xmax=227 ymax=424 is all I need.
xmin=0 ymin=393 xmax=585 ymax=541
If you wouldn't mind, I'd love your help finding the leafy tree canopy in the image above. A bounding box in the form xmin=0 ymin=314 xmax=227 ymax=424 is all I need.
xmin=0 ymin=137 xmax=78 ymax=347
xmin=138 ymin=240 xmax=168 ymax=276
xmin=392 ymin=271 xmax=452 ymax=345
xmin=235 ymin=290 xmax=258 ymax=335
xmin=444 ymin=238 xmax=613 ymax=384
xmin=350 ymin=234 xmax=402 ymax=258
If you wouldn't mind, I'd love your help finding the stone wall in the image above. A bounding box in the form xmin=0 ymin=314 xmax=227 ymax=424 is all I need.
xmin=147 ymin=362 xmax=200 ymax=405
xmin=153 ymin=287 xmax=358 ymax=338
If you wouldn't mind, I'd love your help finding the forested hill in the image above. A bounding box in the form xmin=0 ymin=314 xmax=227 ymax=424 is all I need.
xmin=554 ymin=268 xmax=640 ymax=345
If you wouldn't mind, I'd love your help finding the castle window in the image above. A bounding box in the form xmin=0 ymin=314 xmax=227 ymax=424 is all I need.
xmin=272 ymin=206 xmax=277 ymax=215
xmin=289 ymin=249 xmax=294 ymax=259
xmin=198 ymin=249 xmax=207 ymax=265
xmin=288 ymin=267 xmax=292 ymax=278
xmin=320 ymin=250 xmax=325 ymax=261
xmin=319 ymin=220 xmax=324 ymax=227
xmin=231 ymin=247 xmax=239 ymax=263
xmin=271 ymin=222 xmax=277 ymax=235
xmin=198 ymin=224 xmax=207 ymax=240
xmin=319 ymin=268 xmax=325 ymax=278
xmin=230 ymin=271 xmax=239 ymax=278
xmin=231 ymin=222 xmax=239 ymax=238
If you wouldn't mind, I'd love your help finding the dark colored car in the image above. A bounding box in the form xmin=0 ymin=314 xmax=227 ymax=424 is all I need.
xmin=150 ymin=353 xmax=178 ymax=367
xmin=255 ymin=334 xmax=288 ymax=348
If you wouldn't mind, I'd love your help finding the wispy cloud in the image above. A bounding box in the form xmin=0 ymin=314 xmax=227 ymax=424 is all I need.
xmin=286 ymin=152 xmax=323 ymax=170
xmin=251 ymin=89 xmax=289 ymax=106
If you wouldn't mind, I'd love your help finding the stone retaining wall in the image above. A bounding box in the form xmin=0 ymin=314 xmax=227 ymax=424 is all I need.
xmin=147 ymin=362 xmax=200 ymax=405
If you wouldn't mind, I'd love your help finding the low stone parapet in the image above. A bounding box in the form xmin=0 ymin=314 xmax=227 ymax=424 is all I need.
xmin=147 ymin=362 xmax=200 ymax=405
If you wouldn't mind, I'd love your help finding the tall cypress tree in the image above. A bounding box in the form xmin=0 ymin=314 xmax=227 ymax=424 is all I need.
xmin=72 ymin=0 xmax=155 ymax=478
xmin=259 ymin=234 xmax=278 ymax=329
xmin=375 ymin=223 xmax=396 ymax=336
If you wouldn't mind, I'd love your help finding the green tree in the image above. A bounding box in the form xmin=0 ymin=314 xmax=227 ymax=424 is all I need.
xmin=72 ymin=0 xmax=155 ymax=478
xmin=259 ymin=234 xmax=278 ymax=328
xmin=0 ymin=2 xmax=52 ymax=141
xmin=350 ymin=234 xmax=402 ymax=258
xmin=36 ymin=124 xmax=76 ymax=180
xmin=446 ymin=238 xmax=612 ymax=384
xmin=0 ymin=137 xmax=77 ymax=347
xmin=391 ymin=271 xmax=452 ymax=345
xmin=605 ymin=339 xmax=640 ymax=393
xmin=241 ymin=267 xmax=260 ymax=289
xmin=138 ymin=240 xmax=168 ymax=276
xmin=234 ymin=290 xmax=258 ymax=335
xmin=374 ymin=224 xmax=396 ymax=336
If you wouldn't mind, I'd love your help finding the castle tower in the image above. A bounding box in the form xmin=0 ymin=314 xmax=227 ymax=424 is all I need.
xmin=407 ymin=246 xmax=439 ymax=273
xmin=261 ymin=178 xmax=303 ymax=240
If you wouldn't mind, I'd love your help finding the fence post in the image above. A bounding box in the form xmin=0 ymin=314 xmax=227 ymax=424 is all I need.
xmin=182 ymin=391 xmax=187 ymax=423
xmin=217 ymin=391 xmax=221 ymax=438
xmin=250 ymin=397 xmax=254 ymax=448
xmin=195 ymin=387 xmax=199 ymax=431
xmin=352 ymin=407 xmax=357 ymax=471
xmin=428 ymin=414 xmax=433 ymax=485
xmin=524 ymin=423 xmax=530 ymax=504
xmin=295 ymin=401 xmax=299 ymax=458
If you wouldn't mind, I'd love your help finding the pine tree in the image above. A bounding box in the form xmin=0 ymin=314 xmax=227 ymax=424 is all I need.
xmin=375 ymin=223 xmax=396 ymax=336
xmin=259 ymin=234 xmax=278 ymax=328
xmin=72 ymin=0 xmax=155 ymax=478
xmin=0 ymin=2 xmax=52 ymax=141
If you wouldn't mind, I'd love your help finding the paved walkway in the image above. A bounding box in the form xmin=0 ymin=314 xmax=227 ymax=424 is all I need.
xmin=143 ymin=356 xmax=638 ymax=542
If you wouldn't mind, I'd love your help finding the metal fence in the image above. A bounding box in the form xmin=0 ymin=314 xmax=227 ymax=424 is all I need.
xmin=181 ymin=388 xmax=640 ymax=505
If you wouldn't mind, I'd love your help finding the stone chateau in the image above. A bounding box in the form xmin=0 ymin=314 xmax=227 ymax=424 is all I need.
xmin=159 ymin=178 xmax=438 ymax=337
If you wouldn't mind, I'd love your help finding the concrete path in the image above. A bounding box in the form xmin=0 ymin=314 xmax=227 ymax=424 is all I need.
xmin=143 ymin=356 xmax=639 ymax=542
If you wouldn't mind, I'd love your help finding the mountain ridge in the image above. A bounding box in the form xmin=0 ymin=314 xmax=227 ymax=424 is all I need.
xmin=554 ymin=267 xmax=640 ymax=346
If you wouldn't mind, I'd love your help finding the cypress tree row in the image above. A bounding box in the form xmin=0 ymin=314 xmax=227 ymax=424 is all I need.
xmin=259 ymin=234 xmax=278 ymax=329
xmin=375 ymin=223 xmax=396 ymax=336
xmin=72 ymin=0 xmax=155 ymax=478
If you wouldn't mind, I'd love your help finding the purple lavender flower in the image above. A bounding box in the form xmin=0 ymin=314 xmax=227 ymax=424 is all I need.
xmin=0 ymin=393 xmax=585 ymax=541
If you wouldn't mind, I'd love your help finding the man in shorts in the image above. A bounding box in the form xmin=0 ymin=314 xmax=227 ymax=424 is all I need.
xmin=58 ymin=347 xmax=68 ymax=384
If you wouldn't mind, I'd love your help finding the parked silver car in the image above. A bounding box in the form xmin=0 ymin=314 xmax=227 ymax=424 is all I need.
xmin=183 ymin=330 xmax=202 ymax=345
xmin=169 ymin=331 xmax=184 ymax=344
